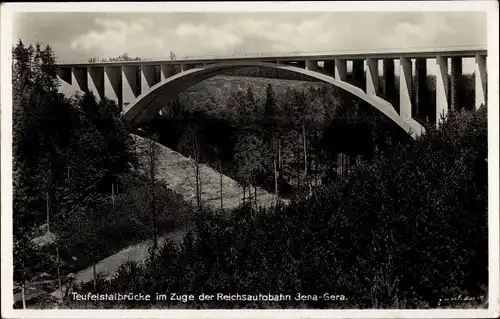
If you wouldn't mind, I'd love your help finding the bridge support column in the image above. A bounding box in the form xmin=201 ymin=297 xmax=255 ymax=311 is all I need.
xmin=71 ymin=67 xmax=87 ymax=93
xmin=104 ymin=66 xmax=121 ymax=105
xmin=475 ymin=54 xmax=487 ymax=109
xmin=366 ymin=58 xmax=378 ymax=96
xmin=399 ymin=57 xmax=412 ymax=121
xmin=161 ymin=64 xmax=176 ymax=81
xmin=415 ymin=58 xmax=427 ymax=120
xmin=352 ymin=60 xmax=364 ymax=87
xmin=382 ymin=59 xmax=395 ymax=99
xmin=88 ymin=67 xmax=104 ymax=101
xmin=305 ymin=59 xmax=318 ymax=71
xmin=435 ymin=55 xmax=449 ymax=125
xmin=451 ymin=57 xmax=462 ymax=111
xmin=334 ymin=59 xmax=347 ymax=81
xmin=122 ymin=66 xmax=139 ymax=109
xmin=56 ymin=67 xmax=73 ymax=96
xmin=141 ymin=65 xmax=156 ymax=94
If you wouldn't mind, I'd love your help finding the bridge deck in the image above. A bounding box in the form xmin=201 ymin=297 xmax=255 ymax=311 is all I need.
xmin=56 ymin=46 xmax=487 ymax=67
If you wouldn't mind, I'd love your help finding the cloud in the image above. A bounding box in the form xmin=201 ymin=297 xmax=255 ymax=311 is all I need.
xmin=70 ymin=18 xmax=161 ymax=58
xmin=38 ymin=12 xmax=485 ymax=62
xmin=174 ymin=23 xmax=243 ymax=50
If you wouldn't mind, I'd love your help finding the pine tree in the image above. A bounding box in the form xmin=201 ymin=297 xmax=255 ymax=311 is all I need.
xmin=263 ymin=83 xmax=276 ymax=136
xmin=12 ymin=41 xmax=137 ymax=303
xmin=40 ymin=45 xmax=58 ymax=92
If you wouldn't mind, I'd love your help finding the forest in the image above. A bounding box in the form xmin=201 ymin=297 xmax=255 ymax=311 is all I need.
xmin=12 ymin=40 xmax=488 ymax=309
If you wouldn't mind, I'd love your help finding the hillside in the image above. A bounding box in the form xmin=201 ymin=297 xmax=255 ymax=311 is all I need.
xmin=133 ymin=134 xmax=284 ymax=210
xmin=44 ymin=134 xmax=286 ymax=303
xmin=161 ymin=75 xmax=325 ymax=116
xmin=185 ymin=75 xmax=322 ymax=97
xmin=161 ymin=74 xmax=478 ymax=122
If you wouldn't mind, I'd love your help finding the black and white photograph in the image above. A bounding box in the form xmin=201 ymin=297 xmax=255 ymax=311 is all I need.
xmin=1 ymin=2 xmax=499 ymax=318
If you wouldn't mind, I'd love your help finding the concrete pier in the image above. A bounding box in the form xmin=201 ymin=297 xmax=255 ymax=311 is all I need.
xmin=88 ymin=67 xmax=104 ymax=101
xmin=161 ymin=64 xmax=177 ymax=81
xmin=104 ymin=66 xmax=121 ymax=104
xmin=366 ymin=58 xmax=378 ymax=96
xmin=141 ymin=65 xmax=156 ymax=94
xmin=122 ymin=66 xmax=139 ymax=108
xmin=435 ymin=55 xmax=449 ymax=125
xmin=71 ymin=67 xmax=87 ymax=93
xmin=56 ymin=67 xmax=73 ymax=96
xmin=399 ymin=57 xmax=412 ymax=120
xmin=334 ymin=59 xmax=347 ymax=81
xmin=305 ymin=59 xmax=318 ymax=71
xmin=475 ymin=54 xmax=487 ymax=109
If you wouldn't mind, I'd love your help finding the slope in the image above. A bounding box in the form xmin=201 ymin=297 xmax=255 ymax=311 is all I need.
xmin=48 ymin=134 xmax=286 ymax=301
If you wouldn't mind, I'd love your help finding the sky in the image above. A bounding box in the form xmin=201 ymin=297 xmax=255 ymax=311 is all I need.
xmin=12 ymin=11 xmax=487 ymax=73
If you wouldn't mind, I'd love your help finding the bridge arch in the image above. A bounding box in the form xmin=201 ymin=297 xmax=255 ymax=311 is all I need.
xmin=123 ymin=61 xmax=424 ymax=138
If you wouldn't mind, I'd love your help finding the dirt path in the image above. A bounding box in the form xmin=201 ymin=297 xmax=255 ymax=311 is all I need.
xmin=50 ymin=228 xmax=188 ymax=299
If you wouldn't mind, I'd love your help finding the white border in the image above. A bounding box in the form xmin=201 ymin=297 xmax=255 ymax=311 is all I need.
xmin=1 ymin=2 xmax=499 ymax=318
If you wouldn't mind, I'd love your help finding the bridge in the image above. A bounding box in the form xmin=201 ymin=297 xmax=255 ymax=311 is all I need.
xmin=55 ymin=46 xmax=488 ymax=138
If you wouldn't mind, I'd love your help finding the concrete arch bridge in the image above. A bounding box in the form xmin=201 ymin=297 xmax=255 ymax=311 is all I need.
xmin=55 ymin=46 xmax=488 ymax=139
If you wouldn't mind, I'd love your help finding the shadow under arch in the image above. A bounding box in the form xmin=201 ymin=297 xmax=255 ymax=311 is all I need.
xmin=123 ymin=61 xmax=424 ymax=139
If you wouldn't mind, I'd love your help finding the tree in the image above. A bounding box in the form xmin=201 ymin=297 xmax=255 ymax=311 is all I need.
xmin=12 ymin=40 xmax=31 ymax=98
xmin=139 ymin=134 xmax=161 ymax=254
xmin=260 ymin=84 xmax=282 ymax=195
xmin=88 ymin=53 xmax=141 ymax=63
xmin=178 ymin=122 xmax=205 ymax=211
xmin=65 ymin=71 xmax=487 ymax=309
xmin=13 ymin=230 xmax=55 ymax=308
xmin=262 ymin=83 xmax=277 ymax=137
xmin=228 ymin=90 xmax=252 ymax=128
xmin=39 ymin=44 xmax=59 ymax=92
xmin=234 ymin=133 xmax=266 ymax=209
xmin=246 ymin=85 xmax=255 ymax=106
xmin=12 ymin=41 xmax=137 ymax=304
xmin=12 ymin=41 xmax=80 ymax=299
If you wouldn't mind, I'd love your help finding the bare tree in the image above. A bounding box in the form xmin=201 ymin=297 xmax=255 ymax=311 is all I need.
xmin=218 ymin=160 xmax=224 ymax=211
xmin=140 ymin=134 xmax=161 ymax=254
xmin=235 ymin=134 xmax=265 ymax=209
xmin=42 ymin=170 xmax=64 ymax=297
xmin=274 ymin=160 xmax=278 ymax=205
xmin=178 ymin=124 xmax=204 ymax=211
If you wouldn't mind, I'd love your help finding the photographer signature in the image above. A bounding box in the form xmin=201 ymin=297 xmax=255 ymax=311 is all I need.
xmin=438 ymin=295 xmax=485 ymax=306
